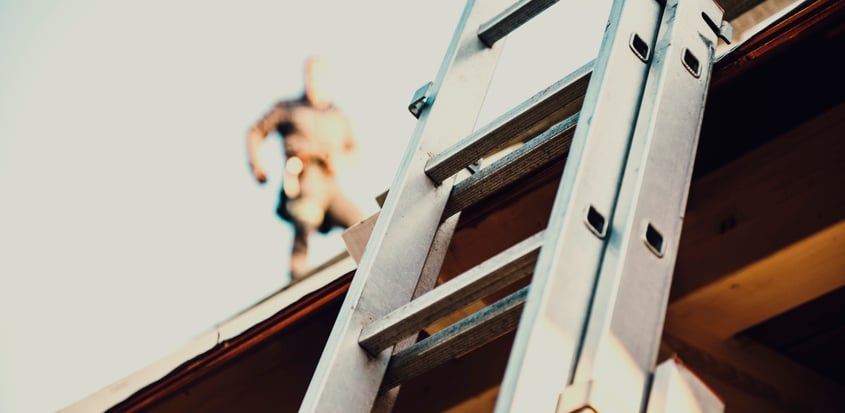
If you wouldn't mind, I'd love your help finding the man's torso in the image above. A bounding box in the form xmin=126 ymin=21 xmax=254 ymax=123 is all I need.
xmin=276 ymin=100 xmax=351 ymax=161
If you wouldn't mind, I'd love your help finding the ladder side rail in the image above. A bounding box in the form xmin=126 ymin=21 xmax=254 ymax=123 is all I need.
xmin=561 ymin=1 xmax=727 ymax=411
xmin=299 ymin=0 xmax=510 ymax=411
xmin=495 ymin=0 xmax=664 ymax=411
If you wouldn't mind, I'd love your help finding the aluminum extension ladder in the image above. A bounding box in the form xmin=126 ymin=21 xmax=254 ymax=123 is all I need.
xmin=301 ymin=0 xmax=732 ymax=411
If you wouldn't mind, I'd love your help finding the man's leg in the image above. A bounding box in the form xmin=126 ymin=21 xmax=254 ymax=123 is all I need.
xmin=325 ymin=184 xmax=364 ymax=228
xmin=290 ymin=221 xmax=314 ymax=282
xmin=287 ymin=166 xmax=334 ymax=281
xmin=287 ymin=166 xmax=362 ymax=281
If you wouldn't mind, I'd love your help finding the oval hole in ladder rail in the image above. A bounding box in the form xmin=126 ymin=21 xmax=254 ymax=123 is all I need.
xmin=682 ymin=48 xmax=701 ymax=78
xmin=644 ymin=222 xmax=665 ymax=257
xmin=629 ymin=32 xmax=650 ymax=63
xmin=585 ymin=205 xmax=607 ymax=239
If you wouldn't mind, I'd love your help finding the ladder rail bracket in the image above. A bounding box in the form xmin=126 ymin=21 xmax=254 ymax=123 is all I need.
xmin=408 ymin=81 xmax=434 ymax=119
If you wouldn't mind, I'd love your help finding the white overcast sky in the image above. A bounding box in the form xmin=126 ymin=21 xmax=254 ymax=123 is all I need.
xmin=0 ymin=1 xmax=609 ymax=411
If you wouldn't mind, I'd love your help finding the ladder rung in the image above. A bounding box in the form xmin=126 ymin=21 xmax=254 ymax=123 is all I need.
xmin=442 ymin=113 xmax=577 ymax=220
xmin=380 ymin=286 xmax=528 ymax=392
xmin=425 ymin=61 xmax=593 ymax=184
xmin=359 ymin=231 xmax=544 ymax=355
xmin=477 ymin=0 xmax=560 ymax=47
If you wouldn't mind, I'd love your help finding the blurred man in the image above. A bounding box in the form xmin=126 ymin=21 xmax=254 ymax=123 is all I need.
xmin=247 ymin=56 xmax=364 ymax=282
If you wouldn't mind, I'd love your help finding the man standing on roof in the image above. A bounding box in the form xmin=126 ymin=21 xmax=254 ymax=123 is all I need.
xmin=247 ymin=56 xmax=364 ymax=282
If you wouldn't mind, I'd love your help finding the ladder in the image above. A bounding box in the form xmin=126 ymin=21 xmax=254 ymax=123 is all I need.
xmin=301 ymin=0 xmax=732 ymax=411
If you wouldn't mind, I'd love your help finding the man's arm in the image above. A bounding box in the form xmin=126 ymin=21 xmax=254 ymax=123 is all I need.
xmin=247 ymin=105 xmax=286 ymax=184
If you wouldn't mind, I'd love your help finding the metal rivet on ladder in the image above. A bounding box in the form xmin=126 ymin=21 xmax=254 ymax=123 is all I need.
xmin=584 ymin=205 xmax=607 ymax=239
xmin=408 ymin=81 xmax=433 ymax=119
xmin=629 ymin=33 xmax=650 ymax=63
xmin=644 ymin=222 xmax=664 ymax=257
xmin=681 ymin=48 xmax=701 ymax=78
xmin=466 ymin=160 xmax=482 ymax=174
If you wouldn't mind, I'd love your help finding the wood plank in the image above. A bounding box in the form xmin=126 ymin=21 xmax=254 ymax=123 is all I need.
xmin=673 ymin=102 xmax=845 ymax=300
xmin=443 ymin=385 xmax=500 ymax=413
xmin=340 ymin=213 xmax=379 ymax=264
xmin=740 ymin=285 xmax=845 ymax=350
xmin=667 ymin=102 xmax=845 ymax=339
xmin=667 ymin=219 xmax=845 ymax=340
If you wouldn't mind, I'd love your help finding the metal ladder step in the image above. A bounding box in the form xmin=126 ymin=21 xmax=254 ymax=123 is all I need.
xmin=478 ymin=0 xmax=561 ymax=47
xmin=425 ymin=61 xmax=592 ymax=184
xmin=381 ymin=286 xmax=528 ymax=392
xmin=359 ymin=230 xmax=544 ymax=355
xmin=444 ymin=112 xmax=577 ymax=220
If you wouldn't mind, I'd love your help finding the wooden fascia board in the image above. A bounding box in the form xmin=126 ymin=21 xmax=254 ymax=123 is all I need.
xmin=104 ymin=272 xmax=353 ymax=413
xmin=712 ymin=0 xmax=845 ymax=89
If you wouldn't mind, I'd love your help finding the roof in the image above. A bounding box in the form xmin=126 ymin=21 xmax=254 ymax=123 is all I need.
xmin=60 ymin=254 xmax=356 ymax=413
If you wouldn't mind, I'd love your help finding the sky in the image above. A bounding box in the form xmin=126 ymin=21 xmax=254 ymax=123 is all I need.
xmin=0 ymin=1 xmax=609 ymax=412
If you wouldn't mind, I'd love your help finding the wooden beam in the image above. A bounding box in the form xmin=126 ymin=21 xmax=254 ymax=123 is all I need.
xmin=444 ymin=386 xmax=500 ymax=412
xmin=674 ymin=101 xmax=845 ymax=298
xmin=341 ymin=213 xmax=379 ymax=264
xmin=667 ymin=102 xmax=845 ymax=339
xmin=668 ymin=220 xmax=845 ymax=340
xmin=661 ymin=333 xmax=845 ymax=413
